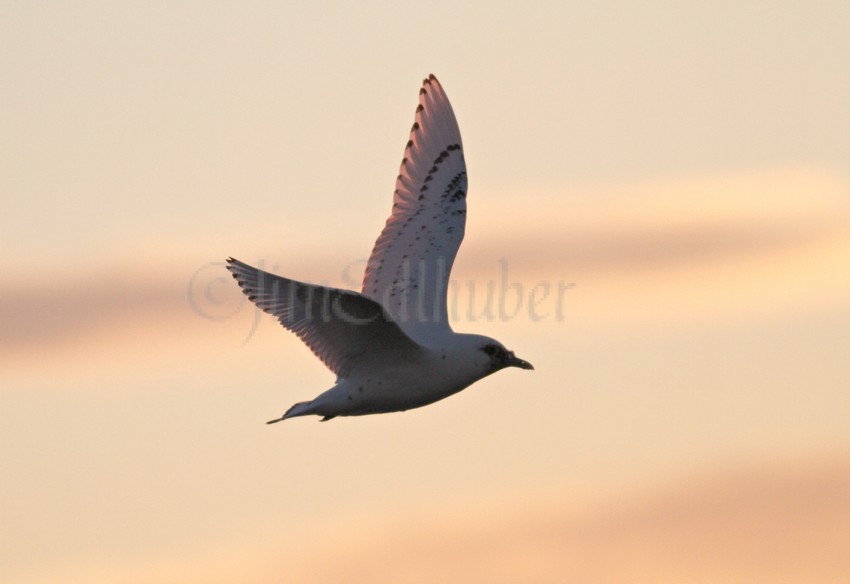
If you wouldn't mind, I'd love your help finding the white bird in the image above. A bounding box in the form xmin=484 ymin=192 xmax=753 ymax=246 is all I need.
xmin=227 ymin=74 xmax=533 ymax=423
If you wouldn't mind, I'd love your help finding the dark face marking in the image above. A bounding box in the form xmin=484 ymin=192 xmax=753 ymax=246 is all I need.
xmin=482 ymin=344 xmax=513 ymax=371
xmin=481 ymin=344 xmax=533 ymax=371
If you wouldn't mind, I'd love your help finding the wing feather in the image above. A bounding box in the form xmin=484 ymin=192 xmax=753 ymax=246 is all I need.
xmin=362 ymin=75 xmax=467 ymax=343
xmin=227 ymin=258 xmax=420 ymax=377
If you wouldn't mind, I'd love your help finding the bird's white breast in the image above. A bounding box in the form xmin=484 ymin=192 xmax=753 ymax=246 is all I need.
xmin=331 ymin=335 xmax=491 ymax=415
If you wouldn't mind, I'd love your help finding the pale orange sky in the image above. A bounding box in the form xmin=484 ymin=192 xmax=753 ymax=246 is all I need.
xmin=2 ymin=1 xmax=849 ymax=583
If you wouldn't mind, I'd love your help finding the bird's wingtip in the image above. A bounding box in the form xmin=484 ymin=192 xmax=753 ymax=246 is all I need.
xmin=422 ymin=74 xmax=440 ymax=90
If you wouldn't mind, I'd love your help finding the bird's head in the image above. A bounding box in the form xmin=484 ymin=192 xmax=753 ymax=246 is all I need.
xmin=478 ymin=338 xmax=534 ymax=373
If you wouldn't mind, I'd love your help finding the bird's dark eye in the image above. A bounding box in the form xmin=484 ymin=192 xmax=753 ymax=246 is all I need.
xmin=482 ymin=344 xmax=499 ymax=356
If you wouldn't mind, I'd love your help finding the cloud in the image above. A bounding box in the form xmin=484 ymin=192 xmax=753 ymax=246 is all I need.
xmin=464 ymin=167 xmax=849 ymax=274
xmin=3 ymin=168 xmax=847 ymax=356
xmin=15 ymin=455 xmax=849 ymax=584
xmin=0 ymin=277 xmax=180 ymax=347
xmin=466 ymin=218 xmax=837 ymax=277
xmin=289 ymin=458 xmax=850 ymax=584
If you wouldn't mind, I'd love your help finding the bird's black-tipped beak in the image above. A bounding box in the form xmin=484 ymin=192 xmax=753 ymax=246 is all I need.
xmin=507 ymin=355 xmax=534 ymax=370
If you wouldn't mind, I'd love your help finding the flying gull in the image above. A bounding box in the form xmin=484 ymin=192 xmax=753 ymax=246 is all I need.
xmin=227 ymin=74 xmax=533 ymax=423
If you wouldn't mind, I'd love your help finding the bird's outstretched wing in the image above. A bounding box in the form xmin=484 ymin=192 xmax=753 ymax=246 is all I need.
xmin=362 ymin=74 xmax=467 ymax=343
xmin=227 ymin=258 xmax=420 ymax=377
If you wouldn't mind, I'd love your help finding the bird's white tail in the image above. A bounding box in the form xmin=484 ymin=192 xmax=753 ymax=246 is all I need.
xmin=266 ymin=400 xmax=316 ymax=424
xmin=266 ymin=396 xmax=336 ymax=424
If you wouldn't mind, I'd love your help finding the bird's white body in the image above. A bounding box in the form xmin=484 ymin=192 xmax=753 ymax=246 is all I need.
xmin=286 ymin=333 xmax=496 ymax=419
xmin=227 ymin=75 xmax=532 ymax=422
